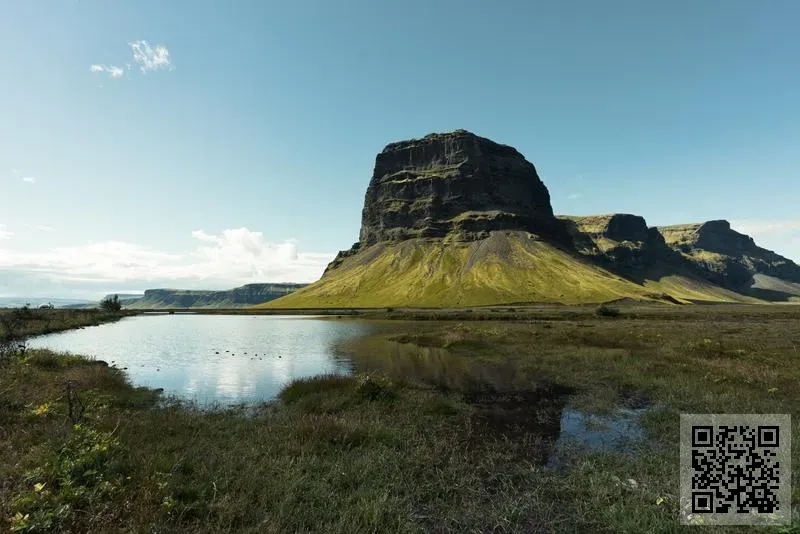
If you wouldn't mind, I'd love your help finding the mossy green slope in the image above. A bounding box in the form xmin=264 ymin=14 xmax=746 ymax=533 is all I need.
xmin=260 ymin=232 xmax=757 ymax=308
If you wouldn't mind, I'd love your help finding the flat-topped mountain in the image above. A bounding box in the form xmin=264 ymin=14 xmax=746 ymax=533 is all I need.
xmin=359 ymin=130 xmax=563 ymax=246
xmin=659 ymin=220 xmax=800 ymax=300
xmin=262 ymin=131 xmax=776 ymax=308
xmin=121 ymin=283 xmax=307 ymax=309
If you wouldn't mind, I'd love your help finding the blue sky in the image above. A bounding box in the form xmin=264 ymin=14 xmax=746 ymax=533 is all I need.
xmin=1 ymin=0 xmax=798 ymax=298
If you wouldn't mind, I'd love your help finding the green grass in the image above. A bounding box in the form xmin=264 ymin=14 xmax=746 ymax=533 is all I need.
xmin=2 ymin=305 xmax=800 ymax=532
xmin=0 ymin=308 xmax=129 ymax=340
xmin=261 ymin=231 xmax=757 ymax=309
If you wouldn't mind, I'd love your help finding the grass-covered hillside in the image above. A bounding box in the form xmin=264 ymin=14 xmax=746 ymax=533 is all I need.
xmin=260 ymin=231 xmax=759 ymax=309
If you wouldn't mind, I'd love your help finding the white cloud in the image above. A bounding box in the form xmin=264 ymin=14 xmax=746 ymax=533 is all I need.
xmin=0 ymin=228 xmax=334 ymax=297
xmin=22 ymin=176 xmax=37 ymax=184
xmin=567 ymin=193 xmax=582 ymax=200
xmin=89 ymin=40 xmax=171 ymax=80
xmin=23 ymin=224 xmax=55 ymax=232
xmin=730 ymin=219 xmax=800 ymax=263
xmin=90 ymin=64 xmax=124 ymax=78
xmin=0 ymin=225 xmax=12 ymax=240
xmin=129 ymin=40 xmax=172 ymax=73
xmin=731 ymin=219 xmax=800 ymax=238
xmin=11 ymin=169 xmax=19 ymax=175
xmin=191 ymin=230 xmax=220 ymax=243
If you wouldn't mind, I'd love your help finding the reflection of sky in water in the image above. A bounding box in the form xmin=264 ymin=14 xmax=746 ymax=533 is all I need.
xmin=29 ymin=315 xmax=371 ymax=405
xmin=547 ymin=407 xmax=646 ymax=469
xmin=558 ymin=407 xmax=645 ymax=449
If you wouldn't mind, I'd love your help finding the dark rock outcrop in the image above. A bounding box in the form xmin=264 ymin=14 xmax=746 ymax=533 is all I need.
xmin=560 ymin=214 xmax=682 ymax=272
xmin=659 ymin=220 xmax=800 ymax=290
xmin=357 ymin=130 xmax=562 ymax=246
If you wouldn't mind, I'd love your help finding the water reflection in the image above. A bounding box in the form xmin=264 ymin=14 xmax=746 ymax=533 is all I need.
xmin=347 ymin=339 xmax=524 ymax=392
xmin=29 ymin=315 xmax=373 ymax=405
xmin=347 ymin=336 xmax=649 ymax=465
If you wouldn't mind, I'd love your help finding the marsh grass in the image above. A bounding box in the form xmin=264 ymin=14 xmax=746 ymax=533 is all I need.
xmin=1 ymin=305 xmax=799 ymax=532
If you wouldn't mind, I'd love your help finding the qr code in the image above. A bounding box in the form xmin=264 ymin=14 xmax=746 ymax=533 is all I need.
xmin=680 ymin=414 xmax=791 ymax=526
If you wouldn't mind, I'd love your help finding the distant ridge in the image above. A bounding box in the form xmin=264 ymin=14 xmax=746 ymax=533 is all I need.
xmin=59 ymin=283 xmax=307 ymax=309
xmin=659 ymin=220 xmax=800 ymax=302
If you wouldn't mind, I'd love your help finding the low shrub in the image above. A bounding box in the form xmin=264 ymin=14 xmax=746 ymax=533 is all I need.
xmin=595 ymin=304 xmax=621 ymax=318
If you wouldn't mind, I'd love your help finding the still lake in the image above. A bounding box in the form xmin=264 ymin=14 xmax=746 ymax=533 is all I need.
xmin=28 ymin=314 xmax=648 ymax=457
xmin=28 ymin=314 xmax=375 ymax=405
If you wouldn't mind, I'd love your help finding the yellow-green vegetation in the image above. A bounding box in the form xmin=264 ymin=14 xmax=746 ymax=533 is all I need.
xmin=559 ymin=214 xmax=625 ymax=236
xmin=658 ymin=223 xmax=704 ymax=247
xmin=261 ymin=231 xmax=758 ymax=308
xmin=2 ymin=304 xmax=799 ymax=532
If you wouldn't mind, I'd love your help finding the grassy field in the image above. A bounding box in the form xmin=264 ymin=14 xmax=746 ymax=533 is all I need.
xmin=0 ymin=308 xmax=130 ymax=341
xmin=1 ymin=304 xmax=799 ymax=532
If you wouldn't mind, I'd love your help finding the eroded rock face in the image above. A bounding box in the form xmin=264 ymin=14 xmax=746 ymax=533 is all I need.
xmin=659 ymin=220 xmax=800 ymax=288
xmin=559 ymin=214 xmax=680 ymax=272
xmin=358 ymin=130 xmax=559 ymax=246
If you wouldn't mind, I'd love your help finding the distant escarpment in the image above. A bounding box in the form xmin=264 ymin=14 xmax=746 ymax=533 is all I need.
xmin=659 ymin=220 xmax=800 ymax=299
xmin=123 ymin=283 xmax=307 ymax=309
xmin=358 ymin=130 xmax=565 ymax=246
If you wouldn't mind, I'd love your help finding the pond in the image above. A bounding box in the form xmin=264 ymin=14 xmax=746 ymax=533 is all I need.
xmin=28 ymin=314 xmax=375 ymax=405
xmin=29 ymin=315 xmax=650 ymax=461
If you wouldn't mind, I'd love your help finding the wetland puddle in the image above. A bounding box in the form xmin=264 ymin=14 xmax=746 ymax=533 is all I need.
xmin=351 ymin=338 xmax=651 ymax=465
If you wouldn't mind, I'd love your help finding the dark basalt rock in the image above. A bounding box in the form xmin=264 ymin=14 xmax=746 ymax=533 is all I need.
xmin=659 ymin=220 xmax=800 ymax=288
xmin=559 ymin=214 xmax=682 ymax=272
xmin=358 ymin=130 xmax=561 ymax=246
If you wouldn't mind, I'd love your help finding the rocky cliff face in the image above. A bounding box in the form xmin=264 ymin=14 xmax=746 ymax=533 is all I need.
xmin=559 ymin=214 xmax=681 ymax=272
xmin=358 ymin=130 xmax=561 ymax=247
xmin=124 ymin=283 xmax=307 ymax=309
xmin=659 ymin=220 xmax=800 ymax=290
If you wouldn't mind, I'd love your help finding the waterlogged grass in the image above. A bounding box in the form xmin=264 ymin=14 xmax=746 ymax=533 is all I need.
xmin=2 ymin=305 xmax=800 ymax=532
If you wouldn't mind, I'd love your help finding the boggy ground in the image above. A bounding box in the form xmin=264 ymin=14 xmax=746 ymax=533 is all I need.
xmin=1 ymin=304 xmax=799 ymax=532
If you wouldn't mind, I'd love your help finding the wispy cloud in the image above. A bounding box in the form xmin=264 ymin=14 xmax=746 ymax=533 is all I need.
xmin=0 ymin=228 xmax=333 ymax=297
xmin=22 ymin=176 xmax=37 ymax=184
xmin=129 ymin=40 xmax=172 ymax=73
xmin=89 ymin=64 xmax=124 ymax=78
xmin=90 ymin=40 xmax=172 ymax=80
xmin=11 ymin=169 xmax=19 ymax=175
xmin=567 ymin=193 xmax=582 ymax=200
xmin=0 ymin=225 xmax=13 ymax=240
xmin=730 ymin=219 xmax=800 ymax=262
xmin=23 ymin=224 xmax=55 ymax=232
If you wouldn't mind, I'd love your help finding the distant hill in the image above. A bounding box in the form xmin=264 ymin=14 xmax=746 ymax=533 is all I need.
xmin=259 ymin=130 xmax=781 ymax=309
xmin=659 ymin=220 xmax=800 ymax=302
xmin=121 ymin=283 xmax=307 ymax=309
